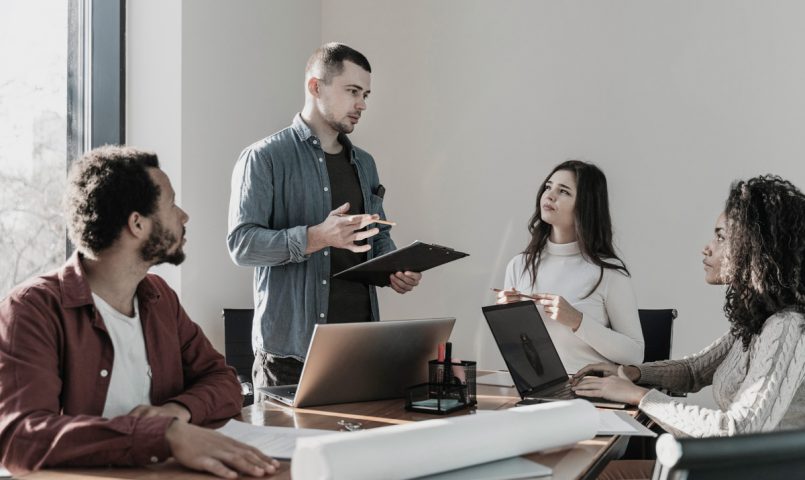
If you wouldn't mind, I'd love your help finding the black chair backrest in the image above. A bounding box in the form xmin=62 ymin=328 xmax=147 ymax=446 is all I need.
xmin=654 ymin=430 xmax=805 ymax=480
xmin=638 ymin=309 xmax=677 ymax=363
xmin=222 ymin=308 xmax=255 ymax=381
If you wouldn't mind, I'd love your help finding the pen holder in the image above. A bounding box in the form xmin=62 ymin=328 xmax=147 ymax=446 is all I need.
xmin=405 ymin=360 xmax=477 ymax=414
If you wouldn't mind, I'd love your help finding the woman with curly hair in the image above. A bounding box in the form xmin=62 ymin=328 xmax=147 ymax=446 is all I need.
xmin=573 ymin=175 xmax=805 ymax=438
xmin=496 ymin=160 xmax=644 ymax=373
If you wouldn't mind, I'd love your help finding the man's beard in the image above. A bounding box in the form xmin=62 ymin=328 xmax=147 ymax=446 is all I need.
xmin=323 ymin=111 xmax=354 ymax=134
xmin=140 ymin=218 xmax=185 ymax=266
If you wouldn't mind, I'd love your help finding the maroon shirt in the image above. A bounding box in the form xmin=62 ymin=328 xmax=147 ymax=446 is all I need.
xmin=0 ymin=253 xmax=242 ymax=473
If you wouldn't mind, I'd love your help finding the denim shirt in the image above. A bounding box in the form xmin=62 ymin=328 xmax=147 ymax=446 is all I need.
xmin=227 ymin=114 xmax=396 ymax=360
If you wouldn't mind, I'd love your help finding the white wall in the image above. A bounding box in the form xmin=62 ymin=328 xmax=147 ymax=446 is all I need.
xmin=126 ymin=0 xmax=183 ymax=290
xmin=130 ymin=1 xmax=805 ymax=406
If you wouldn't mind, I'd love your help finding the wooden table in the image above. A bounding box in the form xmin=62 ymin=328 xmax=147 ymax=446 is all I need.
xmin=24 ymin=383 xmax=630 ymax=479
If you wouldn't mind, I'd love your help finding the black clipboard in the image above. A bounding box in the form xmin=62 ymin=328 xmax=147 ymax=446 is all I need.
xmin=332 ymin=241 xmax=469 ymax=286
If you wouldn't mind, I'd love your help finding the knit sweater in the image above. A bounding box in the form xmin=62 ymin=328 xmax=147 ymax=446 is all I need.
xmin=637 ymin=309 xmax=805 ymax=437
xmin=504 ymin=241 xmax=644 ymax=373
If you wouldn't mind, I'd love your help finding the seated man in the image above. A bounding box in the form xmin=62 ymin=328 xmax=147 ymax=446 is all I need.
xmin=0 ymin=146 xmax=278 ymax=478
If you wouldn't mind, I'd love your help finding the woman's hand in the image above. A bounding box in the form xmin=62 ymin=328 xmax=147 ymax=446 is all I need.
xmin=570 ymin=363 xmax=620 ymax=385
xmin=571 ymin=375 xmax=649 ymax=405
xmin=533 ymin=293 xmax=583 ymax=331
xmin=496 ymin=288 xmax=527 ymax=304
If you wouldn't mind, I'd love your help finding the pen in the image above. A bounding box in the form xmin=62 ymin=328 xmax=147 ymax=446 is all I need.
xmin=444 ymin=342 xmax=452 ymax=385
xmin=335 ymin=213 xmax=396 ymax=226
xmin=490 ymin=288 xmax=539 ymax=301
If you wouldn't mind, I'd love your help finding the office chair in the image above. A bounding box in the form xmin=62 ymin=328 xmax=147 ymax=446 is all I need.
xmin=222 ymin=308 xmax=256 ymax=406
xmin=625 ymin=309 xmax=678 ymax=460
xmin=653 ymin=430 xmax=805 ymax=480
xmin=638 ymin=309 xmax=677 ymax=363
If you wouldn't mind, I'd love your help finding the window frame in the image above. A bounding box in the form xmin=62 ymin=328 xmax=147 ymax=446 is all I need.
xmin=66 ymin=0 xmax=125 ymax=254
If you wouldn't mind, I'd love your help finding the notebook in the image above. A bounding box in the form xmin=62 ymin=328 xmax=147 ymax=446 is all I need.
xmin=259 ymin=318 xmax=455 ymax=407
xmin=482 ymin=301 xmax=625 ymax=409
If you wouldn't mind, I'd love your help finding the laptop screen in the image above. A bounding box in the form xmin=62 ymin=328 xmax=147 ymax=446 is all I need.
xmin=482 ymin=301 xmax=568 ymax=396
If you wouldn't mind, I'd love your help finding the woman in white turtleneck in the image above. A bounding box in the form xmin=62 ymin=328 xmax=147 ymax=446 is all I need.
xmin=497 ymin=160 xmax=644 ymax=373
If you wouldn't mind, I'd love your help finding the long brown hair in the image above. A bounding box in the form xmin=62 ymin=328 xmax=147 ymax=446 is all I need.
xmin=522 ymin=160 xmax=629 ymax=298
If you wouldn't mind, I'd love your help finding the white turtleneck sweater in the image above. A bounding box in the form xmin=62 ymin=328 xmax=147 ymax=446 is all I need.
xmin=504 ymin=240 xmax=644 ymax=373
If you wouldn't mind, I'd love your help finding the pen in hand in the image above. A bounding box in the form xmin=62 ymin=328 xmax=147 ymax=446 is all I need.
xmin=490 ymin=288 xmax=539 ymax=301
xmin=334 ymin=213 xmax=396 ymax=226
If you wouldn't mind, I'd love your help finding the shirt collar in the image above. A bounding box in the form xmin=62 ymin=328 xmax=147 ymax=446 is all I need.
xmin=545 ymin=239 xmax=581 ymax=256
xmin=59 ymin=251 xmax=161 ymax=308
xmin=291 ymin=113 xmax=355 ymax=156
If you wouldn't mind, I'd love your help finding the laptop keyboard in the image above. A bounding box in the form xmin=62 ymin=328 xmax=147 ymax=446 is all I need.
xmin=522 ymin=382 xmax=622 ymax=407
xmin=543 ymin=382 xmax=575 ymax=400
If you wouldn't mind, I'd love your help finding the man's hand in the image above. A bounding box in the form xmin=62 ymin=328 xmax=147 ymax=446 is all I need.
xmin=571 ymin=375 xmax=649 ymax=406
xmin=129 ymin=402 xmax=191 ymax=423
xmin=306 ymin=202 xmax=380 ymax=254
xmin=166 ymin=421 xmax=280 ymax=478
xmin=389 ymin=271 xmax=421 ymax=294
xmin=533 ymin=293 xmax=583 ymax=331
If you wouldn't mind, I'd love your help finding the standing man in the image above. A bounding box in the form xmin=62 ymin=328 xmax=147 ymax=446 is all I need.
xmin=0 ymin=146 xmax=278 ymax=478
xmin=228 ymin=43 xmax=421 ymax=388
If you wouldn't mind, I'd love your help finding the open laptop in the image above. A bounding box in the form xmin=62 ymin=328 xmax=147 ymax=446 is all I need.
xmin=258 ymin=318 xmax=455 ymax=408
xmin=482 ymin=301 xmax=625 ymax=409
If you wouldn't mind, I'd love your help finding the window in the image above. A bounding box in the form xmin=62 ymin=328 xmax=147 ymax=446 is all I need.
xmin=0 ymin=0 xmax=123 ymax=295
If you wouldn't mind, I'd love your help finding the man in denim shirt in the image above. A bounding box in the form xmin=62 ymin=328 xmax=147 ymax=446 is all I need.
xmin=228 ymin=43 xmax=421 ymax=387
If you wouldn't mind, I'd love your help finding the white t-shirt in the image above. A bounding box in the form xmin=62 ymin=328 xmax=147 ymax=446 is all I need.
xmin=504 ymin=240 xmax=644 ymax=373
xmin=92 ymin=293 xmax=152 ymax=418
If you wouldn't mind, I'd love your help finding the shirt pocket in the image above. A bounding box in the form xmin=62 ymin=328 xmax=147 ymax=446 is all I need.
xmin=367 ymin=193 xmax=384 ymax=216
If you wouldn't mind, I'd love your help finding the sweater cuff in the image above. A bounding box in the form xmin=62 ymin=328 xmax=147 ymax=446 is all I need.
xmin=638 ymin=388 xmax=673 ymax=416
xmin=131 ymin=416 xmax=174 ymax=465
xmin=637 ymin=364 xmax=666 ymax=387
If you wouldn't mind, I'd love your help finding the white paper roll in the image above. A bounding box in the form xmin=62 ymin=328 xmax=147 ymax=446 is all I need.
xmin=291 ymin=399 xmax=598 ymax=480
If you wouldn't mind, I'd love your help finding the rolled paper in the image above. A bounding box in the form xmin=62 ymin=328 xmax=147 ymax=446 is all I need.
xmin=292 ymin=399 xmax=598 ymax=480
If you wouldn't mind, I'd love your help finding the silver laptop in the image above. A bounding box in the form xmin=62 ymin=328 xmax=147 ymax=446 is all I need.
xmin=482 ymin=301 xmax=625 ymax=409
xmin=259 ymin=318 xmax=455 ymax=407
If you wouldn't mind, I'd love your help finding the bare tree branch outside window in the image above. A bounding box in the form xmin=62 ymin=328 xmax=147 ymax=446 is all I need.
xmin=1 ymin=1 xmax=68 ymax=297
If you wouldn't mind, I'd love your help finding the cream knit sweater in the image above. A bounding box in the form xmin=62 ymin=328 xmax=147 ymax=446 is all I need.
xmin=637 ymin=309 xmax=805 ymax=437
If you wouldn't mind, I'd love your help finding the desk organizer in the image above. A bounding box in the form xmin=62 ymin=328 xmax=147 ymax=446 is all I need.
xmin=405 ymin=360 xmax=477 ymax=414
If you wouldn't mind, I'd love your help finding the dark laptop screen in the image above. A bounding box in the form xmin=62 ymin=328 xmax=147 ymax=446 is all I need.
xmin=482 ymin=301 xmax=568 ymax=396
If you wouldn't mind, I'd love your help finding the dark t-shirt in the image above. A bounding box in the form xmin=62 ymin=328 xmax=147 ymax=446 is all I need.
xmin=325 ymin=147 xmax=371 ymax=323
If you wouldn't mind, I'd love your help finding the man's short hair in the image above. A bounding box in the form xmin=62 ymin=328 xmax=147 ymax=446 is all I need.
xmin=305 ymin=42 xmax=371 ymax=84
xmin=65 ymin=145 xmax=160 ymax=255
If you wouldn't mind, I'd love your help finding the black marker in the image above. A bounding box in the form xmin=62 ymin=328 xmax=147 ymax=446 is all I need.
xmin=444 ymin=342 xmax=452 ymax=385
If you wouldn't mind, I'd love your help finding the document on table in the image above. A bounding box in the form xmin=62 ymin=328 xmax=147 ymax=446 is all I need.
xmin=476 ymin=370 xmax=515 ymax=387
xmin=597 ymin=410 xmax=656 ymax=437
xmin=416 ymin=456 xmax=551 ymax=479
xmin=216 ymin=420 xmax=337 ymax=460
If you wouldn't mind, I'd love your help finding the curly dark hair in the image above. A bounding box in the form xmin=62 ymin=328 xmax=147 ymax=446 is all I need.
xmin=522 ymin=160 xmax=629 ymax=298
xmin=723 ymin=175 xmax=805 ymax=349
xmin=65 ymin=145 xmax=160 ymax=255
